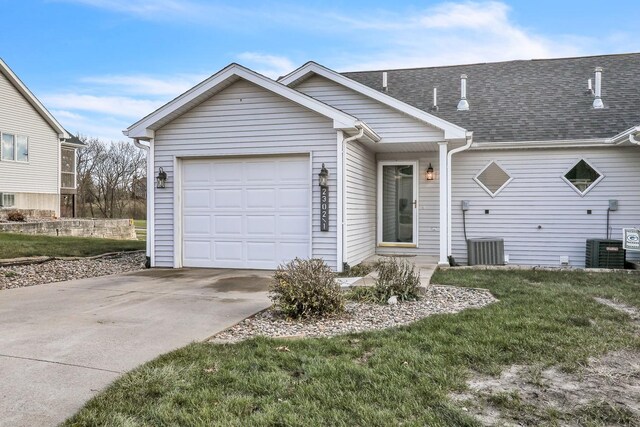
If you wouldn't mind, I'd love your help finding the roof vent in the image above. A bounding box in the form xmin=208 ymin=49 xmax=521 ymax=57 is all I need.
xmin=593 ymin=67 xmax=604 ymax=109
xmin=586 ymin=78 xmax=594 ymax=94
xmin=382 ymin=71 xmax=388 ymax=92
xmin=457 ymin=74 xmax=469 ymax=111
xmin=431 ymin=87 xmax=439 ymax=111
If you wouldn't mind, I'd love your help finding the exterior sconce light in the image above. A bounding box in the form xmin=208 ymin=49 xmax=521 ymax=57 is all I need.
xmin=318 ymin=163 xmax=329 ymax=187
xmin=425 ymin=163 xmax=434 ymax=181
xmin=156 ymin=167 xmax=167 ymax=189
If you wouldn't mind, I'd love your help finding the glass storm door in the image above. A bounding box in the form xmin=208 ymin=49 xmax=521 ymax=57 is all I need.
xmin=378 ymin=161 xmax=418 ymax=246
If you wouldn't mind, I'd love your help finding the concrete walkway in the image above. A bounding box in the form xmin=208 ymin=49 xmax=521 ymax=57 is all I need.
xmin=0 ymin=268 xmax=272 ymax=427
xmin=348 ymin=255 xmax=438 ymax=292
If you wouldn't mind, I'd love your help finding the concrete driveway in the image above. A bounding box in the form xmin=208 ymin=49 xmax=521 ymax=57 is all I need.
xmin=0 ymin=268 xmax=272 ymax=427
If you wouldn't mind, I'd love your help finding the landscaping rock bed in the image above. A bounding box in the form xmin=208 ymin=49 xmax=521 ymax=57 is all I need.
xmin=0 ymin=251 xmax=146 ymax=290
xmin=212 ymin=285 xmax=497 ymax=343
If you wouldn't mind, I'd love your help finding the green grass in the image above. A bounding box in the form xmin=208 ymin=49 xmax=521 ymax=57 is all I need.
xmin=0 ymin=233 xmax=145 ymax=259
xmin=64 ymin=269 xmax=640 ymax=426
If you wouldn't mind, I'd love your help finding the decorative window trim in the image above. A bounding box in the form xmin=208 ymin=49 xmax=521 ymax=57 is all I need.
xmin=561 ymin=158 xmax=604 ymax=197
xmin=473 ymin=160 xmax=513 ymax=197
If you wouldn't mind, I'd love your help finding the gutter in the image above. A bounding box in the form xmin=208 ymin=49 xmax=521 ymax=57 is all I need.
xmin=132 ymin=138 xmax=153 ymax=267
xmin=629 ymin=126 xmax=640 ymax=145
xmin=447 ymin=131 xmax=474 ymax=259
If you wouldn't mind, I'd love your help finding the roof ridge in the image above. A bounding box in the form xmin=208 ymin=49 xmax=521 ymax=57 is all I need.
xmin=341 ymin=52 xmax=640 ymax=74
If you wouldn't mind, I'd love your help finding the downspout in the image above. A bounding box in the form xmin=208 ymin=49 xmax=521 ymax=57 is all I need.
xmin=133 ymin=138 xmax=153 ymax=267
xmin=339 ymin=126 xmax=365 ymax=271
xmin=447 ymin=131 xmax=474 ymax=258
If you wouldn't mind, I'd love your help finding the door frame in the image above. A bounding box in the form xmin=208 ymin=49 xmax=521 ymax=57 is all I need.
xmin=376 ymin=160 xmax=419 ymax=248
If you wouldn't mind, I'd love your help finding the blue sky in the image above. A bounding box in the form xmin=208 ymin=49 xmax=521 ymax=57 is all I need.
xmin=1 ymin=0 xmax=638 ymax=141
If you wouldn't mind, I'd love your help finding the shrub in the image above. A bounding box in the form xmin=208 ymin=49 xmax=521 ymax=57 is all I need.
xmin=6 ymin=210 xmax=25 ymax=222
xmin=374 ymin=257 xmax=421 ymax=302
xmin=270 ymin=258 xmax=345 ymax=318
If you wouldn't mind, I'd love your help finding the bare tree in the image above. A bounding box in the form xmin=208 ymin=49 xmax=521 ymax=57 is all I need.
xmin=75 ymin=136 xmax=147 ymax=219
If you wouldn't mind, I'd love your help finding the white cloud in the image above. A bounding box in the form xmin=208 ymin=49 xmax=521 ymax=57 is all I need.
xmin=81 ymin=73 xmax=208 ymax=97
xmin=43 ymin=93 xmax=161 ymax=118
xmin=236 ymin=53 xmax=296 ymax=79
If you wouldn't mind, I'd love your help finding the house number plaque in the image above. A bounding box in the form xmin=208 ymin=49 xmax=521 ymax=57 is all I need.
xmin=320 ymin=187 xmax=329 ymax=231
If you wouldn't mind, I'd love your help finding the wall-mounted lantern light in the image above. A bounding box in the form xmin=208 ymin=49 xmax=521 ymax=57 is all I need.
xmin=156 ymin=167 xmax=167 ymax=189
xmin=425 ymin=163 xmax=434 ymax=181
xmin=318 ymin=163 xmax=329 ymax=187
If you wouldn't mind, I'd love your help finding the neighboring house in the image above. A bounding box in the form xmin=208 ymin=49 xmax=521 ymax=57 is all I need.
xmin=0 ymin=58 xmax=83 ymax=217
xmin=125 ymin=53 xmax=640 ymax=270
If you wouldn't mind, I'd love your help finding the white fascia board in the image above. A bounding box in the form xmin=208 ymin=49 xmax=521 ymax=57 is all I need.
xmin=125 ymin=63 xmax=359 ymax=139
xmin=279 ymin=62 xmax=468 ymax=140
xmin=0 ymin=58 xmax=69 ymax=139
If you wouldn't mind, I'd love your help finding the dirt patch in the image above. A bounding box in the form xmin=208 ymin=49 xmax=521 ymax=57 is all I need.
xmin=451 ymin=298 xmax=640 ymax=426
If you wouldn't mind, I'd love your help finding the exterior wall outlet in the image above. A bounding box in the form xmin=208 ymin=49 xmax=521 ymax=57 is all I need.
xmin=560 ymin=255 xmax=570 ymax=265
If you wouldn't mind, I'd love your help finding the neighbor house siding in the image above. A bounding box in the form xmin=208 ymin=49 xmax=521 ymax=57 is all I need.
xmin=375 ymin=153 xmax=440 ymax=258
xmin=450 ymin=146 xmax=640 ymax=267
xmin=153 ymin=79 xmax=339 ymax=269
xmin=0 ymin=71 xmax=59 ymax=211
xmin=295 ymin=76 xmax=444 ymax=144
xmin=345 ymin=141 xmax=376 ymax=266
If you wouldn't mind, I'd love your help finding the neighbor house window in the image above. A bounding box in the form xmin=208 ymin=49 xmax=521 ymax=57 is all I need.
xmin=563 ymin=159 xmax=603 ymax=196
xmin=474 ymin=161 xmax=513 ymax=197
xmin=1 ymin=133 xmax=28 ymax=162
xmin=2 ymin=133 xmax=15 ymax=160
xmin=16 ymin=135 xmax=28 ymax=162
xmin=0 ymin=193 xmax=15 ymax=207
xmin=61 ymin=147 xmax=76 ymax=189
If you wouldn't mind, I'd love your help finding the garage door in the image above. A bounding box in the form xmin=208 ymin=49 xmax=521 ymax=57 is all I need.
xmin=182 ymin=156 xmax=310 ymax=269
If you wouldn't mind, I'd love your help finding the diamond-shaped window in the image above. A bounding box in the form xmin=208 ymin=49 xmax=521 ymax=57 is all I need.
xmin=474 ymin=161 xmax=513 ymax=197
xmin=563 ymin=159 xmax=603 ymax=196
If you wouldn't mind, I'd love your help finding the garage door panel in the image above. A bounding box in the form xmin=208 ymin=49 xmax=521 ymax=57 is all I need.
xmin=213 ymin=162 xmax=244 ymax=183
xmin=183 ymin=163 xmax=211 ymax=183
xmin=247 ymin=242 xmax=277 ymax=261
xmin=184 ymin=190 xmax=211 ymax=209
xmin=246 ymin=215 xmax=276 ymax=235
xmin=279 ymin=188 xmax=309 ymax=208
xmin=246 ymin=188 xmax=277 ymax=208
xmin=214 ymin=216 xmax=242 ymax=235
xmin=184 ymin=215 xmax=211 ymax=235
xmin=213 ymin=241 xmax=243 ymax=261
xmin=278 ymin=215 xmax=308 ymax=236
xmin=280 ymin=160 xmax=308 ymax=182
xmin=184 ymin=241 xmax=211 ymax=261
xmin=213 ymin=189 xmax=242 ymax=208
xmin=183 ymin=156 xmax=310 ymax=269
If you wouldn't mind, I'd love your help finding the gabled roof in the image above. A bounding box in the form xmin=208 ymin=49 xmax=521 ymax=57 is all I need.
xmin=342 ymin=53 xmax=640 ymax=143
xmin=279 ymin=61 xmax=468 ymax=140
xmin=0 ymin=58 xmax=69 ymax=139
xmin=124 ymin=63 xmax=371 ymax=140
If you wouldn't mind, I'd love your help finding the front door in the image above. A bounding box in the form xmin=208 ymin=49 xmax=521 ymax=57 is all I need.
xmin=377 ymin=161 xmax=418 ymax=247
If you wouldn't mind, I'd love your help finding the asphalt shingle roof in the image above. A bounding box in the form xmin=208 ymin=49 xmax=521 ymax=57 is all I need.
xmin=342 ymin=53 xmax=640 ymax=143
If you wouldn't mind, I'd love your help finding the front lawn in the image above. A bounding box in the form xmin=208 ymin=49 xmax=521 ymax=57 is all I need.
xmin=0 ymin=233 xmax=145 ymax=259
xmin=64 ymin=269 xmax=640 ymax=426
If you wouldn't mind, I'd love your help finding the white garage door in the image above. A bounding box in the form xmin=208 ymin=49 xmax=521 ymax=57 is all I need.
xmin=182 ymin=156 xmax=310 ymax=269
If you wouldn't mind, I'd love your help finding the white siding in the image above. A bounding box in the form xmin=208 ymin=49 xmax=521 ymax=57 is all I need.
xmin=295 ymin=76 xmax=444 ymax=144
xmin=345 ymin=141 xmax=376 ymax=265
xmin=0 ymin=71 xmax=59 ymax=209
xmin=450 ymin=146 xmax=640 ymax=267
xmin=375 ymin=154 xmax=441 ymax=257
xmin=153 ymin=79 xmax=338 ymax=269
